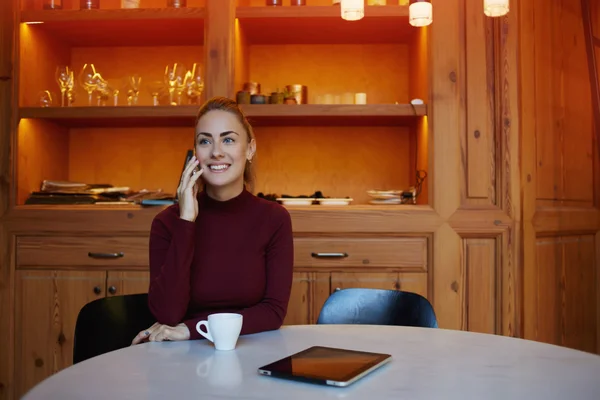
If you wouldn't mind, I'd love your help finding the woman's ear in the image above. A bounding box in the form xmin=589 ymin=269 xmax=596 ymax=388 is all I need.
xmin=247 ymin=138 xmax=256 ymax=161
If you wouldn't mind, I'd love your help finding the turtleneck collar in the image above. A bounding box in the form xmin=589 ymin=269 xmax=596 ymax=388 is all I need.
xmin=198 ymin=187 xmax=253 ymax=212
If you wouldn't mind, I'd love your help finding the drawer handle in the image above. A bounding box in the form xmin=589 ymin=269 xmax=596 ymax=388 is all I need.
xmin=311 ymin=252 xmax=348 ymax=258
xmin=88 ymin=252 xmax=124 ymax=259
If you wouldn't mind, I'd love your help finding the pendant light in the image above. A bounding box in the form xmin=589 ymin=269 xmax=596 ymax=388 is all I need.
xmin=409 ymin=0 xmax=432 ymax=27
xmin=483 ymin=0 xmax=509 ymax=17
xmin=340 ymin=0 xmax=364 ymax=21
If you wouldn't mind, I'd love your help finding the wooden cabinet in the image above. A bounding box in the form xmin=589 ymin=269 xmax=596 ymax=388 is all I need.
xmin=14 ymin=268 xmax=149 ymax=399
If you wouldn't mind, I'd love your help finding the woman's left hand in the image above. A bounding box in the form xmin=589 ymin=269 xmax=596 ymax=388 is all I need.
xmin=131 ymin=322 xmax=190 ymax=345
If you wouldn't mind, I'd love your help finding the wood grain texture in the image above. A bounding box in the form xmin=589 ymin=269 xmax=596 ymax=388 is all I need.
xmin=0 ymin=0 xmax=16 ymax=395
xmin=520 ymin=0 xmax=600 ymax=353
xmin=204 ymin=0 xmax=235 ymax=98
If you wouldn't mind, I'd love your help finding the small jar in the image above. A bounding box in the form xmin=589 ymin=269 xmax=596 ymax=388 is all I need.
xmin=43 ymin=0 xmax=63 ymax=9
xmin=266 ymin=0 xmax=282 ymax=5
xmin=80 ymin=0 xmax=99 ymax=9
xmin=168 ymin=0 xmax=187 ymax=7
xmin=290 ymin=0 xmax=306 ymax=5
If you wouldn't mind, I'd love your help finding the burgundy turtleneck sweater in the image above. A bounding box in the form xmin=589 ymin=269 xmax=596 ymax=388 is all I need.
xmin=147 ymin=188 xmax=294 ymax=340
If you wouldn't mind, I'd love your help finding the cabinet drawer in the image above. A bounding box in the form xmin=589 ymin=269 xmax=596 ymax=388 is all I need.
xmin=293 ymin=237 xmax=427 ymax=270
xmin=16 ymin=236 xmax=149 ymax=267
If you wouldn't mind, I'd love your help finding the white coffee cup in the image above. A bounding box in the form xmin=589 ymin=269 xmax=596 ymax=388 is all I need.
xmin=195 ymin=313 xmax=243 ymax=351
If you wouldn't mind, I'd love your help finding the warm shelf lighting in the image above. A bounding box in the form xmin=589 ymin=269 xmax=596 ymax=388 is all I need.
xmin=409 ymin=0 xmax=432 ymax=27
xmin=340 ymin=0 xmax=364 ymax=21
xmin=483 ymin=0 xmax=509 ymax=17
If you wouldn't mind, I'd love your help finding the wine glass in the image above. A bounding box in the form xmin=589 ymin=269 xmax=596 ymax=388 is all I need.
xmin=146 ymin=80 xmax=166 ymax=106
xmin=125 ymin=74 xmax=142 ymax=105
xmin=164 ymin=63 xmax=186 ymax=105
xmin=185 ymin=63 xmax=204 ymax=105
xmin=78 ymin=64 xmax=101 ymax=106
xmin=55 ymin=66 xmax=73 ymax=107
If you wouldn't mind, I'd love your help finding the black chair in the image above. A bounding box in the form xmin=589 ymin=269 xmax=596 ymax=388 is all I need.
xmin=316 ymin=288 xmax=438 ymax=328
xmin=73 ymin=293 xmax=156 ymax=364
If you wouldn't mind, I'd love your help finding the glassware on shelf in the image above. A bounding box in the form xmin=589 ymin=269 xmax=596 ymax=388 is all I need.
xmin=164 ymin=63 xmax=186 ymax=105
xmin=124 ymin=74 xmax=142 ymax=106
xmin=55 ymin=66 xmax=74 ymax=107
xmin=184 ymin=63 xmax=204 ymax=105
xmin=146 ymin=81 xmax=167 ymax=106
xmin=78 ymin=64 xmax=101 ymax=106
xmin=43 ymin=0 xmax=63 ymax=9
xmin=37 ymin=90 xmax=54 ymax=107
xmin=167 ymin=0 xmax=187 ymax=8
xmin=80 ymin=0 xmax=100 ymax=9
xmin=367 ymin=0 xmax=386 ymax=5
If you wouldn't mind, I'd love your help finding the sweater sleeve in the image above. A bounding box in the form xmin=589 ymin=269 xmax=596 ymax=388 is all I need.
xmin=147 ymin=208 xmax=197 ymax=326
xmin=183 ymin=207 xmax=294 ymax=339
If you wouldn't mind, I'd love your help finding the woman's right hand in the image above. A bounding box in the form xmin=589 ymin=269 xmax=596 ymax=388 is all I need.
xmin=178 ymin=155 xmax=203 ymax=222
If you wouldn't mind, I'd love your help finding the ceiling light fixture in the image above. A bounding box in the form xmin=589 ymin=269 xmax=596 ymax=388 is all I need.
xmin=409 ymin=0 xmax=432 ymax=27
xmin=340 ymin=0 xmax=364 ymax=21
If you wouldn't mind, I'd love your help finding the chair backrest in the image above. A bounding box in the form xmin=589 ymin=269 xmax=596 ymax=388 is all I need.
xmin=316 ymin=288 xmax=438 ymax=328
xmin=73 ymin=293 xmax=155 ymax=364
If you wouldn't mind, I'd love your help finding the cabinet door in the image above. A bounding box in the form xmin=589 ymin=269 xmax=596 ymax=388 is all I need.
xmin=106 ymin=271 xmax=150 ymax=297
xmin=14 ymin=270 xmax=106 ymax=399
xmin=283 ymin=272 xmax=331 ymax=326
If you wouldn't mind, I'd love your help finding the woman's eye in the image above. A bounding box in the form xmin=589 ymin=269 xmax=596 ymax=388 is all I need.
xmin=198 ymin=139 xmax=210 ymax=145
xmin=223 ymin=137 xmax=235 ymax=144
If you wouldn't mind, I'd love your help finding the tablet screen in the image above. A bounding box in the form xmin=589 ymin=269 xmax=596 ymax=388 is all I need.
xmin=259 ymin=346 xmax=391 ymax=383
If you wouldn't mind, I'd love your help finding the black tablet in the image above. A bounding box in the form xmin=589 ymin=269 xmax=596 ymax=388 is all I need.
xmin=257 ymin=346 xmax=392 ymax=387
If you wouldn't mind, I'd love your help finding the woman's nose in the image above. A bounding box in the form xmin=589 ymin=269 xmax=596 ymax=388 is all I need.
xmin=211 ymin=144 xmax=223 ymax=158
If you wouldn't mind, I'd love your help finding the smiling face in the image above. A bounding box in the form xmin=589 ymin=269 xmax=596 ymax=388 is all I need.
xmin=195 ymin=109 xmax=256 ymax=200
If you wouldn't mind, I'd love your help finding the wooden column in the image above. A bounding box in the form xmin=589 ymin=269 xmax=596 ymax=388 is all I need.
xmin=0 ymin=0 xmax=15 ymax=395
xmin=203 ymin=0 xmax=236 ymax=100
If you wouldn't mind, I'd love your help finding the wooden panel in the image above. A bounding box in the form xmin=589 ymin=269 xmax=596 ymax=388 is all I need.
xmin=68 ymin=127 xmax=192 ymax=196
xmin=246 ymin=44 xmax=409 ymax=104
xmin=294 ymin=237 xmax=427 ymax=270
xmin=204 ymin=0 xmax=235 ymax=98
xmin=16 ymin=236 xmax=149 ymax=267
xmin=20 ymin=8 xmax=205 ymax=47
xmin=19 ymin=23 xmax=70 ymax=107
xmin=532 ymin=0 xmax=594 ymax=204
xmin=19 ymin=104 xmax=426 ymax=128
xmin=533 ymin=236 xmax=597 ymax=353
xmin=17 ymin=119 xmax=69 ymax=205
xmin=464 ymin=238 xmax=498 ymax=334
xmin=330 ymin=271 xmax=428 ymax=298
xmin=14 ymin=270 xmax=106 ymax=399
xmin=236 ymin=5 xmax=412 ymax=45
xmin=282 ymin=272 xmax=313 ymax=325
xmin=464 ymin=0 xmax=496 ymax=205
xmin=253 ymin=126 xmax=411 ymax=204
xmin=431 ymin=0 xmax=461 ymax=219
xmin=106 ymin=271 xmax=150 ymax=296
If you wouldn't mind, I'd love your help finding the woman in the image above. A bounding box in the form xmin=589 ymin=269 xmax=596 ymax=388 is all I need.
xmin=132 ymin=97 xmax=294 ymax=344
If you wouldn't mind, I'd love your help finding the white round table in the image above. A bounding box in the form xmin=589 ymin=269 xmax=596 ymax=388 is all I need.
xmin=23 ymin=325 xmax=600 ymax=399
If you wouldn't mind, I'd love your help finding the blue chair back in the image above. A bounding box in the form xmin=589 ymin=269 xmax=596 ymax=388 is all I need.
xmin=317 ymin=288 xmax=438 ymax=328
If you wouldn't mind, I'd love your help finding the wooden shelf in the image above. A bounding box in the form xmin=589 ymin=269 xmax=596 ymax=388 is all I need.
xmin=20 ymin=8 xmax=205 ymax=46
xmin=236 ymin=5 xmax=414 ymax=45
xmin=19 ymin=104 xmax=426 ymax=128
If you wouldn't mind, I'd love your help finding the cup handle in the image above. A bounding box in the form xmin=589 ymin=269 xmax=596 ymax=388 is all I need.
xmin=195 ymin=320 xmax=213 ymax=342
